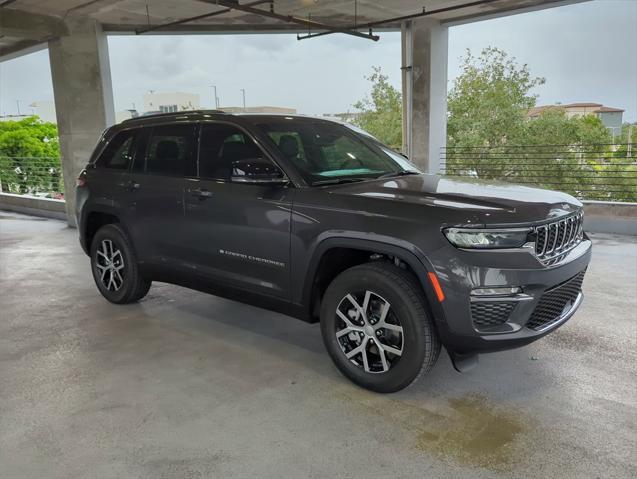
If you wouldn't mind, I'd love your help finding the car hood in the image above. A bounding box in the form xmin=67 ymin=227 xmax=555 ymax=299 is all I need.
xmin=324 ymin=173 xmax=583 ymax=226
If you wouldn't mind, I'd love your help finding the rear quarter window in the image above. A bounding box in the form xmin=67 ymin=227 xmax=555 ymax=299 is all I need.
xmin=97 ymin=130 xmax=136 ymax=170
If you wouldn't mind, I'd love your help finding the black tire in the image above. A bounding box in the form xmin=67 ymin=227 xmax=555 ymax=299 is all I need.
xmin=90 ymin=224 xmax=151 ymax=304
xmin=320 ymin=262 xmax=440 ymax=393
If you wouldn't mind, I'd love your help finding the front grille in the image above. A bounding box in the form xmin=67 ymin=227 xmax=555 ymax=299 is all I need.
xmin=471 ymin=301 xmax=517 ymax=329
xmin=534 ymin=212 xmax=584 ymax=265
xmin=526 ymin=270 xmax=586 ymax=331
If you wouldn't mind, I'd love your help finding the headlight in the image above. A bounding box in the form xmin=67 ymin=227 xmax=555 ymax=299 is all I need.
xmin=444 ymin=228 xmax=531 ymax=249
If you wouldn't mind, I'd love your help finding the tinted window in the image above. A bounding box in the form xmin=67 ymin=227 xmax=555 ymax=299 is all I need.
xmin=199 ymin=124 xmax=268 ymax=180
xmin=146 ymin=124 xmax=197 ymax=177
xmin=255 ymin=120 xmax=420 ymax=185
xmin=98 ymin=130 xmax=136 ymax=170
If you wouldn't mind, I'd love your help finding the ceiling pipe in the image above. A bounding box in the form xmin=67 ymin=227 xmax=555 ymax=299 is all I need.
xmin=297 ymin=0 xmax=499 ymax=41
xmin=198 ymin=0 xmax=379 ymax=41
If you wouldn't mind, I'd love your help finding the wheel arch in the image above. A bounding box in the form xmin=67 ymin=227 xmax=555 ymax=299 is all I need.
xmin=301 ymin=236 xmax=445 ymax=325
xmin=81 ymin=206 xmax=129 ymax=256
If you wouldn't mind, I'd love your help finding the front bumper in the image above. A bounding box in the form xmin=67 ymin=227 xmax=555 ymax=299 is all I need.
xmin=429 ymin=236 xmax=592 ymax=354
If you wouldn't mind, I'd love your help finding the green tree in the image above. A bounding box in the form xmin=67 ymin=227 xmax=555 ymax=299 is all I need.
xmin=352 ymin=67 xmax=403 ymax=149
xmin=0 ymin=116 xmax=61 ymax=196
xmin=447 ymin=47 xmax=545 ymax=148
xmin=444 ymin=47 xmax=634 ymax=202
xmin=520 ymin=109 xmax=611 ymax=146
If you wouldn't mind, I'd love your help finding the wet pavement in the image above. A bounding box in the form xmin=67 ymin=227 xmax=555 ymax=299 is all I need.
xmin=1 ymin=211 xmax=636 ymax=478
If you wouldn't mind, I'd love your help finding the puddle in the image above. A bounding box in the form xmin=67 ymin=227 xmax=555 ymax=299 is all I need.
xmin=415 ymin=395 xmax=524 ymax=470
xmin=334 ymin=388 xmax=528 ymax=472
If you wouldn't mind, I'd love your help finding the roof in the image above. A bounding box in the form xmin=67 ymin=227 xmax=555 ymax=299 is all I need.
xmin=527 ymin=105 xmax=562 ymax=117
xmin=118 ymin=109 xmax=339 ymax=127
xmin=592 ymin=106 xmax=625 ymax=113
xmin=561 ymin=102 xmax=603 ymax=108
xmin=528 ymin=103 xmax=625 ymax=117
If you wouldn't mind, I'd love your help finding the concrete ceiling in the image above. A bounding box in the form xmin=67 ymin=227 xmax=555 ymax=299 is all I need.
xmin=1 ymin=0 xmax=583 ymax=60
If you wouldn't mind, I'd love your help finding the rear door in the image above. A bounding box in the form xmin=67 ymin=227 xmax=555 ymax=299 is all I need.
xmin=88 ymin=127 xmax=138 ymax=216
xmin=124 ymin=122 xmax=198 ymax=267
xmin=182 ymin=122 xmax=293 ymax=299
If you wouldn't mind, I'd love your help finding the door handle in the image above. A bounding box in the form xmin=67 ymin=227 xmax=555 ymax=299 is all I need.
xmin=117 ymin=180 xmax=140 ymax=191
xmin=188 ymin=188 xmax=213 ymax=199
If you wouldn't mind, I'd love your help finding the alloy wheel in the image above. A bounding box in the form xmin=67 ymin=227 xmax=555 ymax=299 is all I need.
xmin=95 ymin=239 xmax=125 ymax=292
xmin=335 ymin=290 xmax=404 ymax=373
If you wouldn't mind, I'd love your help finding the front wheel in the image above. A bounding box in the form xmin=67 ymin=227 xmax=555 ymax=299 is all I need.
xmin=320 ymin=262 xmax=440 ymax=393
xmin=90 ymin=224 xmax=151 ymax=304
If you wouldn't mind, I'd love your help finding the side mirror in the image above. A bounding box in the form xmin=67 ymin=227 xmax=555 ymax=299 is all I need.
xmin=230 ymin=158 xmax=288 ymax=185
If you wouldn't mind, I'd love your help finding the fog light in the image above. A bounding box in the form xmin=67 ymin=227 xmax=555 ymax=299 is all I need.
xmin=471 ymin=287 xmax=522 ymax=297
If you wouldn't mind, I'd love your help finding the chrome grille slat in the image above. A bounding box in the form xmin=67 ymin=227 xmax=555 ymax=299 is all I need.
xmin=534 ymin=212 xmax=584 ymax=265
xmin=557 ymin=219 xmax=567 ymax=252
xmin=569 ymin=216 xmax=576 ymax=243
xmin=549 ymin=223 xmax=559 ymax=254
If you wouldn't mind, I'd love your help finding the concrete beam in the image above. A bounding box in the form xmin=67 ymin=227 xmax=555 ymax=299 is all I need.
xmin=0 ymin=8 xmax=68 ymax=39
xmin=0 ymin=39 xmax=47 ymax=62
xmin=49 ymin=17 xmax=115 ymax=226
xmin=401 ymin=18 xmax=448 ymax=174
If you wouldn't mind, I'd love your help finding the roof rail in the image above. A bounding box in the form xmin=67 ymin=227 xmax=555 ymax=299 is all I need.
xmin=121 ymin=109 xmax=228 ymax=123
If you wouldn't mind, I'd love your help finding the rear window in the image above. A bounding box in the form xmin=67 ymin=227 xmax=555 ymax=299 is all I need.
xmin=97 ymin=129 xmax=136 ymax=170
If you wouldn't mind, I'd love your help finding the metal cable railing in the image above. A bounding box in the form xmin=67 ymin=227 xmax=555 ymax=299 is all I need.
xmin=0 ymin=157 xmax=64 ymax=199
xmin=440 ymin=144 xmax=637 ymax=203
xmin=2 ymin=147 xmax=637 ymax=204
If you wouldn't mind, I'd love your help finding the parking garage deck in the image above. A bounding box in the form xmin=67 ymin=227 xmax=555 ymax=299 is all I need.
xmin=1 ymin=211 xmax=635 ymax=478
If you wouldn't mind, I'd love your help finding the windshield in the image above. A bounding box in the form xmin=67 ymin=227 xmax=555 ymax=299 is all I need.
xmin=255 ymin=119 xmax=420 ymax=185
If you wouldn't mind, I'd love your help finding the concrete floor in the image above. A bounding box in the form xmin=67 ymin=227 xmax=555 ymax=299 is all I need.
xmin=1 ymin=211 xmax=636 ymax=479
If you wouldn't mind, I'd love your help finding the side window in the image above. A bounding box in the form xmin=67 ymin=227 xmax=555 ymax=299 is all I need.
xmin=146 ymin=124 xmax=197 ymax=177
xmin=98 ymin=130 xmax=136 ymax=170
xmin=267 ymin=131 xmax=306 ymax=164
xmin=199 ymin=124 xmax=270 ymax=180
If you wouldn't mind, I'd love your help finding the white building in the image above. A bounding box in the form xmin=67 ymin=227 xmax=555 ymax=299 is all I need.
xmin=143 ymin=92 xmax=200 ymax=114
xmin=528 ymin=103 xmax=625 ymax=137
xmin=219 ymin=106 xmax=297 ymax=115
xmin=29 ymin=101 xmax=57 ymax=123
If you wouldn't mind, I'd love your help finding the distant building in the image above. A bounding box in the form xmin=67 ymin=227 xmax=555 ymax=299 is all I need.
xmin=29 ymin=101 xmax=57 ymax=123
xmin=528 ymin=102 xmax=624 ymax=137
xmin=322 ymin=112 xmax=361 ymax=123
xmin=116 ymin=109 xmax=139 ymax=123
xmin=220 ymin=106 xmax=297 ymax=115
xmin=0 ymin=114 xmax=30 ymax=121
xmin=143 ymin=92 xmax=200 ymax=114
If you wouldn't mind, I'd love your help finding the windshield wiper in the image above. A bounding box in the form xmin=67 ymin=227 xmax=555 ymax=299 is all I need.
xmin=376 ymin=170 xmax=421 ymax=179
xmin=311 ymin=177 xmax=367 ymax=186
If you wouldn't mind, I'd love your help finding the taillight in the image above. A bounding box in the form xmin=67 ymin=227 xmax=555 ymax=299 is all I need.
xmin=76 ymin=169 xmax=87 ymax=187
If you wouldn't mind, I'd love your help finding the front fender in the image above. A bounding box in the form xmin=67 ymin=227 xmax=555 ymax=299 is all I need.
xmin=295 ymin=233 xmax=446 ymax=326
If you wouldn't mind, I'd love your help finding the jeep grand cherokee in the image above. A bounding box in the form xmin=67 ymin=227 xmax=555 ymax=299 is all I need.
xmin=76 ymin=111 xmax=591 ymax=392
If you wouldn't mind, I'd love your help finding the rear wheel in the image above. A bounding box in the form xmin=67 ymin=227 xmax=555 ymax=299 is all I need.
xmin=320 ymin=262 xmax=440 ymax=393
xmin=90 ymin=224 xmax=151 ymax=304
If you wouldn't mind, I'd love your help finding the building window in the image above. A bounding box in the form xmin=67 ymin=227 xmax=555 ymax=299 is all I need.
xmin=159 ymin=105 xmax=178 ymax=113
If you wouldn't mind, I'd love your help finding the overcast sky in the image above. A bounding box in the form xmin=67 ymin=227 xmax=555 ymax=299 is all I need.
xmin=0 ymin=0 xmax=635 ymax=121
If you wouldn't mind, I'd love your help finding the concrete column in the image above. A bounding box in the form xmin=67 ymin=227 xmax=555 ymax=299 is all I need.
xmin=401 ymin=19 xmax=448 ymax=174
xmin=49 ymin=18 xmax=115 ymax=226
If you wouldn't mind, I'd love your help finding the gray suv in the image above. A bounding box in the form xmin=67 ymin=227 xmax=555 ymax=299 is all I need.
xmin=77 ymin=111 xmax=591 ymax=392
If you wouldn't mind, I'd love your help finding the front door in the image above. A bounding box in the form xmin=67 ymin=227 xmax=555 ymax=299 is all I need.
xmin=183 ymin=122 xmax=293 ymax=299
